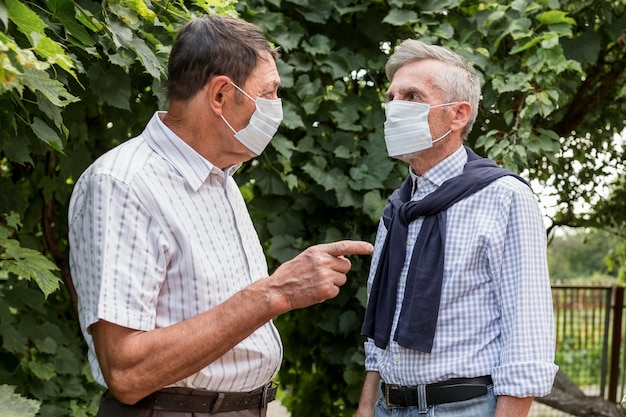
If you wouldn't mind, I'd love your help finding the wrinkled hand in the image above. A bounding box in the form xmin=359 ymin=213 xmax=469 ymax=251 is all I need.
xmin=268 ymin=240 xmax=373 ymax=312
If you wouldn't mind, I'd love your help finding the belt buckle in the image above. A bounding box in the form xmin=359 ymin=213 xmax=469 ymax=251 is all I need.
xmin=384 ymin=383 xmax=402 ymax=407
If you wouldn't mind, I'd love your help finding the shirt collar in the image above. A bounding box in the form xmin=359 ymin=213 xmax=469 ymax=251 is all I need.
xmin=143 ymin=112 xmax=241 ymax=191
xmin=409 ymin=145 xmax=467 ymax=188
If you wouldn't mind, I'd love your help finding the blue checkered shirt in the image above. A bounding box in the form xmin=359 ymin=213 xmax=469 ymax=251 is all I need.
xmin=364 ymin=146 xmax=558 ymax=397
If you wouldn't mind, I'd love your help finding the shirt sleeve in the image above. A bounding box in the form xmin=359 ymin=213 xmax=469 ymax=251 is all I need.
xmin=489 ymin=179 xmax=559 ymax=397
xmin=69 ymin=169 xmax=168 ymax=336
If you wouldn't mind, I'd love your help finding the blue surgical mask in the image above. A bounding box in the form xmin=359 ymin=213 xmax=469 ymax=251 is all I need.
xmin=383 ymin=100 xmax=457 ymax=157
xmin=220 ymin=82 xmax=283 ymax=155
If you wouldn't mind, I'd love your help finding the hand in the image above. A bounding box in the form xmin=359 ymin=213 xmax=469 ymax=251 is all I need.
xmin=268 ymin=240 xmax=373 ymax=312
xmin=354 ymin=408 xmax=375 ymax=417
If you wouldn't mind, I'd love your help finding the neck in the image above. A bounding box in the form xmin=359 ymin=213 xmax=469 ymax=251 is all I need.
xmin=162 ymin=101 xmax=250 ymax=170
xmin=406 ymin=141 xmax=463 ymax=176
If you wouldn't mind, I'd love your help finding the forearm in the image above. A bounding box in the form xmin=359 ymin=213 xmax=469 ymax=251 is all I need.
xmin=495 ymin=395 xmax=534 ymax=417
xmin=93 ymin=278 xmax=283 ymax=404
xmin=93 ymin=240 xmax=373 ymax=405
xmin=355 ymin=371 xmax=380 ymax=417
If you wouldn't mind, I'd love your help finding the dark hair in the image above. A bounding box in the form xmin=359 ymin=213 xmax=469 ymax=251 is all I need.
xmin=167 ymin=15 xmax=280 ymax=102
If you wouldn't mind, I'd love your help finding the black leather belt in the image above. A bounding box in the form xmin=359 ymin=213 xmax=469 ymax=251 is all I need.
xmin=382 ymin=376 xmax=492 ymax=408
xmin=109 ymin=382 xmax=277 ymax=414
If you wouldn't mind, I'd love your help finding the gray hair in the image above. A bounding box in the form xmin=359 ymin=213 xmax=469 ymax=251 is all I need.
xmin=386 ymin=39 xmax=481 ymax=140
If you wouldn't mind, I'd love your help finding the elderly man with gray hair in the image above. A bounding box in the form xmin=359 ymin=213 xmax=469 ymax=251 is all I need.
xmin=356 ymin=39 xmax=558 ymax=417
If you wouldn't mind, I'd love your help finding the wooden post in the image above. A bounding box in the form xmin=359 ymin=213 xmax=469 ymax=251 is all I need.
xmin=608 ymin=285 xmax=624 ymax=403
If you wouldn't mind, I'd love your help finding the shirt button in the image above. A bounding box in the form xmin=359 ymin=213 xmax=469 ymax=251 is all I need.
xmin=407 ymin=239 xmax=415 ymax=246
xmin=393 ymin=355 xmax=400 ymax=363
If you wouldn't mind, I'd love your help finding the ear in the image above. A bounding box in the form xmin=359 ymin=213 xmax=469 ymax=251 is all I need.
xmin=450 ymin=102 xmax=472 ymax=132
xmin=206 ymin=75 xmax=233 ymax=116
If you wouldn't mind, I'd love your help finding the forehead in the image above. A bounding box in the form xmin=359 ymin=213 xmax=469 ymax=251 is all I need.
xmin=387 ymin=59 xmax=445 ymax=100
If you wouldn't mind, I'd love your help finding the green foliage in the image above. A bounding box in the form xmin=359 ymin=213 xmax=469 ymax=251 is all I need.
xmin=555 ymin=338 xmax=603 ymax=386
xmin=547 ymin=229 xmax=620 ymax=283
xmin=1 ymin=213 xmax=61 ymax=298
xmin=0 ymin=385 xmax=41 ymax=417
xmin=0 ymin=0 xmax=625 ymax=416
xmin=0 ymin=272 xmax=103 ymax=417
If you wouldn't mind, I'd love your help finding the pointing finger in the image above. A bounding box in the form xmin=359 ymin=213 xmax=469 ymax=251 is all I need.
xmin=317 ymin=240 xmax=374 ymax=258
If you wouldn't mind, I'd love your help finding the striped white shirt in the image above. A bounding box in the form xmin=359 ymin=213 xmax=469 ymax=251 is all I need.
xmin=364 ymin=146 xmax=558 ymax=397
xmin=68 ymin=111 xmax=282 ymax=392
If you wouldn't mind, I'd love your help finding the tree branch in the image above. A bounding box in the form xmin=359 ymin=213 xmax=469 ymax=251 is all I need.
xmin=551 ymin=42 xmax=626 ymax=136
xmin=536 ymin=369 xmax=624 ymax=417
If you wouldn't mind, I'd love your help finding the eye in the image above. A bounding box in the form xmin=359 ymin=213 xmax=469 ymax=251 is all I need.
xmin=408 ymin=92 xmax=421 ymax=101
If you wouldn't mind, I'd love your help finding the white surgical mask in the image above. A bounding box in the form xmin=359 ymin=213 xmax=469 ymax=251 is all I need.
xmin=220 ymin=82 xmax=283 ymax=155
xmin=383 ymin=100 xmax=457 ymax=157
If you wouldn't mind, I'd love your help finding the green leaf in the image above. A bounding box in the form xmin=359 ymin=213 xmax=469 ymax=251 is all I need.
xmin=282 ymin=101 xmax=305 ymax=130
xmin=32 ymin=33 xmax=75 ymax=75
xmin=382 ymin=9 xmax=418 ymax=26
xmin=22 ymin=66 xmax=79 ymax=107
xmin=362 ymin=190 xmax=386 ymax=222
xmin=510 ymin=35 xmax=547 ymax=54
xmin=338 ymin=310 xmax=358 ymax=334
xmin=508 ymin=17 xmax=532 ymax=40
xmin=30 ymin=117 xmax=63 ymax=152
xmin=318 ymin=54 xmax=350 ymax=79
xmin=129 ymin=36 xmax=163 ymax=79
xmin=562 ymin=30 xmax=601 ymax=64
xmin=35 ymin=91 xmax=63 ymax=129
xmin=330 ymin=107 xmax=361 ymax=131
xmin=0 ymin=323 xmax=28 ymax=353
xmin=5 ymin=0 xmax=46 ymax=41
xmin=0 ymin=385 xmax=40 ymax=417
xmin=47 ymin=0 xmax=95 ymax=47
xmin=5 ymin=212 xmax=22 ymax=229
xmin=298 ymin=4 xmax=331 ymax=24
xmin=536 ymin=10 xmax=576 ymax=26
xmin=27 ymin=360 xmax=56 ymax=381
xmin=108 ymin=18 xmax=134 ymax=49
xmin=87 ymin=64 xmax=131 ymax=109
xmin=274 ymin=30 xmax=304 ymax=52
xmin=35 ymin=336 xmax=58 ymax=354
xmin=267 ymin=235 xmax=300 ymax=263
xmin=491 ymin=72 xmax=533 ymax=93
xmin=302 ymin=156 xmax=333 ymax=190
xmin=0 ymin=1 xmax=8 ymax=29
xmin=55 ymin=346 xmax=81 ymax=375
xmin=304 ymin=34 xmax=331 ymax=56
xmin=0 ymin=238 xmax=61 ymax=298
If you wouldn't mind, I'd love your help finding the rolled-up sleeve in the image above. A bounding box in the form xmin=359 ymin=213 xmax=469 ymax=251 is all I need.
xmin=489 ymin=181 xmax=558 ymax=397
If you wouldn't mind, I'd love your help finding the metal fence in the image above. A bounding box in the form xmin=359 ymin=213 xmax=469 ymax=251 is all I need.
xmin=530 ymin=285 xmax=625 ymax=417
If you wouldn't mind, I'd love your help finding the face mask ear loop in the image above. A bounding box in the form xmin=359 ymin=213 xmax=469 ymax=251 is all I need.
xmin=220 ymin=114 xmax=238 ymax=135
xmin=430 ymin=101 xmax=461 ymax=109
xmin=230 ymin=82 xmax=256 ymax=103
xmin=431 ymin=129 xmax=452 ymax=144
